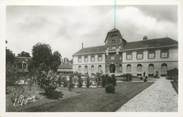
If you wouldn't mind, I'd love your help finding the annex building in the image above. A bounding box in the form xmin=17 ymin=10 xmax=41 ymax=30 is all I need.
xmin=73 ymin=28 xmax=178 ymax=77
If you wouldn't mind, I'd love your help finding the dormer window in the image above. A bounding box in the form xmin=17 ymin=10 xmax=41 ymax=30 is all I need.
xmin=91 ymin=55 xmax=95 ymax=62
xmin=148 ymin=50 xmax=155 ymax=59
xmin=78 ymin=56 xmax=82 ymax=63
xmin=126 ymin=52 xmax=132 ymax=60
xmin=98 ymin=55 xmax=103 ymax=61
xmin=112 ymin=46 xmax=116 ymax=50
xmin=136 ymin=51 xmax=143 ymax=60
xmin=161 ymin=49 xmax=169 ymax=58
xmin=112 ymin=39 xmax=116 ymax=43
xmin=84 ymin=56 xmax=88 ymax=62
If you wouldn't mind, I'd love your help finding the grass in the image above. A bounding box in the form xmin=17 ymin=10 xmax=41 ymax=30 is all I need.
xmin=8 ymin=82 xmax=153 ymax=112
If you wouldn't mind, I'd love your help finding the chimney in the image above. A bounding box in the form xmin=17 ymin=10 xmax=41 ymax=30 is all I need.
xmin=82 ymin=42 xmax=84 ymax=49
xmin=143 ymin=35 xmax=148 ymax=40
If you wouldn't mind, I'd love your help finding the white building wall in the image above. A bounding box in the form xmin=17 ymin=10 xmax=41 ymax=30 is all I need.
xmin=73 ymin=54 xmax=106 ymax=76
xmin=122 ymin=47 xmax=178 ymax=76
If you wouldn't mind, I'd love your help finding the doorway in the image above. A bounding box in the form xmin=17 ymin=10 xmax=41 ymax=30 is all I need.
xmin=109 ymin=64 xmax=116 ymax=73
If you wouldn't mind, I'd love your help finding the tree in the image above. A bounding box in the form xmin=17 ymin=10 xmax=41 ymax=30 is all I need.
xmin=6 ymin=48 xmax=16 ymax=86
xmin=51 ymin=51 xmax=61 ymax=72
xmin=17 ymin=51 xmax=30 ymax=57
xmin=31 ymin=43 xmax=52 ymax=71
xmin=6 ymin=49 xmax=15 ymax=64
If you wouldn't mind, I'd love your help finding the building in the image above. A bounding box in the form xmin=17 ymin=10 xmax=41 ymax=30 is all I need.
xmin=57 ymin=63 xmax=73 ymax=74
xmin=58 ymin=58 xmax=73 ymax=75
xmin=73 ymin=28 xmax=178 ymax=77
xmin=15 ymin=56 xmax=31 ymax=73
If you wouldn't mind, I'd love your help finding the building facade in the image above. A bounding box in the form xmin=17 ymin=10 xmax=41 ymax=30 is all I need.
xmin=15 ymin=56 xmax=31 ymax=73
xmin=73 ymin=28 xmax=178 ymax=77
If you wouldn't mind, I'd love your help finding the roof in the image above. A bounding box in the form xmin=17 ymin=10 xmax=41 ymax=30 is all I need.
xmin=73 ymin=45 xmax=106 ymax=56
xmin=124 ymin=37 xmax=178 ymax=51
xmin=73 ymin=37 xmax=177 ymax=56
xmin=58 ymin=63 xmax=73 ymax=69
xmin=104 ymin=28 xmax=123 ymax=42
xmin=15 ymin=57 xmax=31 ymax=63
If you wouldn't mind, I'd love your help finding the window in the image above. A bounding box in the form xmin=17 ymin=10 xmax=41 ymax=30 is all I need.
xmin=84 ymin=65 xmax=88 ymax=73
xmin=91 ymin=65 xmax=94 ymax=71
xmin=126 ymin=52 xmax=132 ymax=60
xmin=84 ymin=56 xmax=88 ymax=62
xmin=148 ymin=50 xmax=155 ymax=59
xmin=78 ymin=65 xmax=81 ymax=72
xmin=22 ymin=63 xmax=27 ymax=69
xmin=18 ymin=63 xmax=22 ymax=69
xmin=98 ymin=65 xmax=103 ymax=73
xmin=111 ymin=33 xmax=117 ymax=37
xmin=161 ymin=49 xmax=169 ymax=58
xmin=161 ymin=63 xmax=168 ymax=75
xmin=137 ymin=64 xmax=142 ymax=72
xmin=119 ymin=56 xmax=122 ymax=60
xmin=126 ymin=64 xmax=131 ymax=72
xmin=112 ymin=46 xmax=116 ymax=50
xmin=148 ymin=64 xmax=154 ymax=74
xmin=111 ymin=55 xmax=115 ymax=60
xmin=91 ymin=55 xmax=95 ymax=62
xmin=119 ymin=64 xmax=122 ymax=72
xmin=136 ymin=51 xmax=143 ymax=60
xmin=78 ymin=56 xmax=82 ymax=63
xmin=98 ymin=55 xmax=103 ymax=61
xmin=112 ymin=39 xmax=116 ymax=43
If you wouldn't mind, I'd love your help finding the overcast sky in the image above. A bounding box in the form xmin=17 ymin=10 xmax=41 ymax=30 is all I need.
xmin=7 ymin=5 xmax=177 ymax=59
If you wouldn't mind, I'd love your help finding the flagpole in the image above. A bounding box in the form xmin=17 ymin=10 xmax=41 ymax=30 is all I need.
xmin=113 ymin=0 xmax=117 ymax=29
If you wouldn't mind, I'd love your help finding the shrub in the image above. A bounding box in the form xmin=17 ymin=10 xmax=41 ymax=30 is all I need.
xmin=77 ymin=75 xmax=83 ymax=88
xmin=167 ymin=68 xmax=178 ymax=81
xmin=121 ymin=73 xmax=132 ymax=81
xmin=105 ymin=84 xmax=115 ymax=93
xmin=37 ymin=70 xmax=63 ymax=99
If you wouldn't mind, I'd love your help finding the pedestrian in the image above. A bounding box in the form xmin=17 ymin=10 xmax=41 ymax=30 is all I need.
xmin=144 ymin=76 xmax=148 ymax=82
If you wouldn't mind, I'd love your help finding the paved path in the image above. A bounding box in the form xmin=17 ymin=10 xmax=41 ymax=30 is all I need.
xmin=117 ymin=77 xmax=178 ymax=112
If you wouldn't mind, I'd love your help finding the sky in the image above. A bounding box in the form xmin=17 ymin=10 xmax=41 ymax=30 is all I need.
xmin=6 ymin=5 xmax=177 ymax=59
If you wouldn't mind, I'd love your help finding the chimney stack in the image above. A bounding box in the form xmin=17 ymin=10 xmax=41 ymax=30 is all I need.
xmin=143 ymin=35 xmax=148 ymax=40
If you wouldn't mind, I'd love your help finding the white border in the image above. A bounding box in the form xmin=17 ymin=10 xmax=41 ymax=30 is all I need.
xmin=0 ymin=0 xmax=183 ymax=117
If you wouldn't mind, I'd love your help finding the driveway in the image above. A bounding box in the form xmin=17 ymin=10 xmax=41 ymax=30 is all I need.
xmin=117 ymin=77 xmax=178 ymax=112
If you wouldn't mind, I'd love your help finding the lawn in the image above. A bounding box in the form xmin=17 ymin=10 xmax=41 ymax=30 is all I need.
xmin=8 ymin=82 xmax=153 ymax=112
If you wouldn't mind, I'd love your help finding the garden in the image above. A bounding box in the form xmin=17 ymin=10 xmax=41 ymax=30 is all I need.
xmin=6 ymin=42 xmax=153 ymax=112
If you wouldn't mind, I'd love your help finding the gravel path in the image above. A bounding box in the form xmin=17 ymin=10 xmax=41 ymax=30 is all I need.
xmin=117 ymin=77 xmax=178 ymax=112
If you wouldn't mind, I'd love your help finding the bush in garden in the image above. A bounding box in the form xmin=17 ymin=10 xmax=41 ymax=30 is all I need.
xmin=68 ymin=75 xmax=74 ymax=91
xmin=86 ymin=76 xmax=91 ymax=88
xmin=101 ymin=75 xmax=106 ymax=87
xmin=105 ymin=84 xmax=115 ymax=93
xmin=167 ymin=68 xmax=178 ymax=80
xmin=120 ymin=73 xmax=132 ymax=81
xmin=38 ymin=70 xmax=63 ymax=99
xmin=62 ymin=77 xmax=68 ymax=87
xmin=77 ymin=74 xmax=83 ymax=88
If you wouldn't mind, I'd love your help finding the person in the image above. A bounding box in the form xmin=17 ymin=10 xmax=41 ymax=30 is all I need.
xmin=111 ymin=74 xmax=116 ymax=86
xmin=143 ymin=72 xmax=146 ymax=77
xmin=144 ymin=76 xmax=148 ymax=82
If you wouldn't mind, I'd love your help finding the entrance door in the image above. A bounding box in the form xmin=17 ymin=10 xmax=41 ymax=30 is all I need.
xmin=109 ymin=64 xmax=116 ymax=73
xmin=161 ymin=63 xmax=167 ymax=76
xmin=148 ymin=64 xmax=154 ymax=77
